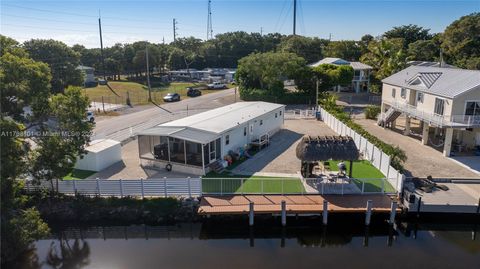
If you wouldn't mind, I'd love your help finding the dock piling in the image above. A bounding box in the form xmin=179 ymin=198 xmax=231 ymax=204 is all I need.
xmin=416 ymin=197 xmax=422 ymax=218
xmin=389 ymin=201 xmax=398 ymax=225
xmin=322 ymin=200 xmax=328 ymax=225
xmin=476 ymin=197 xmax=480 ymax=214
xmin=281 ymin=200 xmax=287 ymax=226
xmin=249 ymin=202 xmax=254 ymax=226
xmin=365 ymin=200 xmax=373 ymax=226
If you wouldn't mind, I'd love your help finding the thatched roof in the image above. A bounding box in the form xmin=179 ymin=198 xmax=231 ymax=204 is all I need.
xmin=295 ymin=136 xmax=359 ymax=162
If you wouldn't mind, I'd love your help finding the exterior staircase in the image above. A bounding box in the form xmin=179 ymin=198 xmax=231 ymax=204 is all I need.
xmin=208 ymin=160 xmax=225 ymax=174
xmin=378 ymin=107 xmax=401 ymax=126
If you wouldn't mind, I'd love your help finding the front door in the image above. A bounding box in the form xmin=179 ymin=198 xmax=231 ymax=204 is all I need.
xmin=249 ymin=123 xmax=254 ymax=141
xmin=209 ymin=141 xmax=216 ymax=163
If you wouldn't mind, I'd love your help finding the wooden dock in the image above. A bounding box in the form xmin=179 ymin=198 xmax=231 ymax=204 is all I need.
xmin=198 ymin=194 xmax=398 ymax=215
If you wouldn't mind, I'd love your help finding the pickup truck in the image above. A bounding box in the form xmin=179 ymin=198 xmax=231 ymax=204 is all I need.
xmin=207 ymin=82 xmax=227 ymax=89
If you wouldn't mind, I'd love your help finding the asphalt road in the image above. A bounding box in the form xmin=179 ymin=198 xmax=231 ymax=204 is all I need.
xmin=92 ymin=88 xmax=237 ymax=142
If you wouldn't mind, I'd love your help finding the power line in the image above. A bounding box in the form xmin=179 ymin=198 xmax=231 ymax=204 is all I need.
xmin=274 ymin=0 xmax=289 ymax=33
xmin=1 ymin=13 xmax=173 ymax=30
xmin=2 ymin=3 xmax=170 ymax=23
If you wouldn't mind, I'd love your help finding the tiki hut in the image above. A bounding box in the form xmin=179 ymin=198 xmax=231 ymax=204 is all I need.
xmin=296 ymin=136 xmax=359 ymax=178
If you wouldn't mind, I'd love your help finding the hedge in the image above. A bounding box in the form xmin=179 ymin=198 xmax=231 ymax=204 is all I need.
xmin=321 ymin=101 xmax=407 ymax=172
xmin=239 ymin=88 xmax=314 ymax=105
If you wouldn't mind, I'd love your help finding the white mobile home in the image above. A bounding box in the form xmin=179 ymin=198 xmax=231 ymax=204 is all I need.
xmin=137 ymin=102 xmax=285 ymax=175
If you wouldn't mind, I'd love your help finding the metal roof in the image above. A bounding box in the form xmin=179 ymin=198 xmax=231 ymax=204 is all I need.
xmin=407 ymin=61 xmax=458 ymax=69
xmin=309 ymin=58 xmax=372 ymax=70
xmin=349 ymin=61 xmax=373 ymax=70
xmin=382 ymin=66 xmax=480 ymax=99
xmin=86 ymin=139 xmax=120 ymax=153
xmin=137 ymin=102 xmax=285 ymax=144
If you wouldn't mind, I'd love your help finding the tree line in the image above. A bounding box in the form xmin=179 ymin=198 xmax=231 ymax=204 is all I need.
xmin=1 ymin=35 xmax=93 ymax=266
xmin=2 ymin=13 xmax=478 ymax=95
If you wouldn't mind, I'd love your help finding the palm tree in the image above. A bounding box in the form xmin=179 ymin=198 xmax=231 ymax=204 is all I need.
xmin=46 ymin=233 xmax=90 ymax=269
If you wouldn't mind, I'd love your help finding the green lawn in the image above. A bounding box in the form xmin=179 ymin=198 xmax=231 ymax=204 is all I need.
xmin=63 ymin=169 xmax=96 ymax=180
xmin=202 ymin=174 xmax=305 ymax=194
xmin=84 ymin=81 xmax=229 ymax=106
xmin=328 ymin=160 xmax=395 ymax=193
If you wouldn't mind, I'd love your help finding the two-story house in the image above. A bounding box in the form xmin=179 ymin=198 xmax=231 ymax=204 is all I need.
xmin=309 ymin=57 xmax=373 ymax=93
xmin=379 ymin=66 xmax=480 ymax=157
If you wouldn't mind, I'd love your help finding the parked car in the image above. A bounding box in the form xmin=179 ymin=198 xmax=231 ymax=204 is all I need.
xmin=86 ymin=111 xmax=95 ymax=123
xmin=163 ymin=93 xmax=181 ymax=102
xmin=186 ymin=87 xmax=202 ymax=97
xmin=98 ymin=79 xmax=107 ymax=85
xmin=207 ymin=81 xmax=227 ymax=89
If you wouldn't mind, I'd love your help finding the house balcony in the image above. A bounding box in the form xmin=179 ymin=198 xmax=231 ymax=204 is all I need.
xmin=386 ymin=101 xmax=480 ymax=128
xmin=352 ymin=76 xmax=369 ymax=81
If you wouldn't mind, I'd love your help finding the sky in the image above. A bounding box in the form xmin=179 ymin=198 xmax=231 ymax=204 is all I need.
xmin=1 ymin=0 xmax=479 ymax=48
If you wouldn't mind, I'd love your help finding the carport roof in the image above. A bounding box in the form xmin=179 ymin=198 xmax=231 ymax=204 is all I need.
xmin=137 ymin=126 xmax=218 ymax=144
xmin=296 ymin=136 xmax=359 ymax=161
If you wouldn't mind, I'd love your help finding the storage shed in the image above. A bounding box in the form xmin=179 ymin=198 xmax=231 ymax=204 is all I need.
xmin=137 ymin=102 xmax=285 ymax=175
xmin=75 ymin=139 xmax=122 ymax=172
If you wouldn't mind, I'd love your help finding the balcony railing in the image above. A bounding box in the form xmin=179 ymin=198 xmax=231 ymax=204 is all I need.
xmin=352 ymin=75 xmax=368 ymax=81
xmin=389 ymin=101 xmax=480 ymax=128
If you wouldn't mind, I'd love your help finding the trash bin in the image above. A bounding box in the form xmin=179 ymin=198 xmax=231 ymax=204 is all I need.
xmin=316 ymin=111 xmax=321 ymax=120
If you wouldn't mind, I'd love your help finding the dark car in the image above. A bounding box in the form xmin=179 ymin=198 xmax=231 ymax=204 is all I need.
xmin=163 ymin=93 xmax=181 ymax=102
xmin=186 ymin=87 xmax=202 ymax=97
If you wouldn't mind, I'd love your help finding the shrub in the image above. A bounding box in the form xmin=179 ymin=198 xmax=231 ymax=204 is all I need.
xmin=364 ymin=105 xmax=381 ymax=119
xmin=320 ymin=96 xmax=406 ymax=171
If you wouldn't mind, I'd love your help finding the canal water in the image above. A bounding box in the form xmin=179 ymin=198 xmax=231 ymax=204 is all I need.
xmin=15 ymin=217 xmax=480 ymax=269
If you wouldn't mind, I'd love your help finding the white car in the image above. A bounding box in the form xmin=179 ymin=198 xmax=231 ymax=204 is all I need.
xmin=207 ymin=82 xmax=227 ymax=89
xmin=86 ymin=111 xmax=95 ymax=123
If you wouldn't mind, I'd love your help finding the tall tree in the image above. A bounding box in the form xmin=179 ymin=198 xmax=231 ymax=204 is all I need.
xmin=23 ymin=39 xmax=83 ymax=93
xmin=31 ymin=86 xmax=92 ymax=191
xmin=407 ymin=38 xmax=440 ymax=62
xmin=441 ymin=13 xmax=480 ymax=69
xmin=360 ymin=38 xmax=407 ymax=80
xmin=1 ymin=36 xmax=50 ymax=266
xmin=277 ymin=35 xmax=327 ymax=64
xmin=236 ymin=51 xmax=310 ymax=94
xmin=384 ymin=24 xmax=432 ymax=48
xmin=324 ymin=40 xmax=362 ymax=61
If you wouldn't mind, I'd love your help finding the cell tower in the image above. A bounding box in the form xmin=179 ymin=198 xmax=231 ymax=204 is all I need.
xmin=207 ymin=0 xmax=213 ymax=40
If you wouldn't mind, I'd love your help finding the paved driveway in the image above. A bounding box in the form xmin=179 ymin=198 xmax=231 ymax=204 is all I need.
xmin=231 ymin=119 xmax=338 ymax=176
xmin=354 ymin=118 xmax=479 ymax=178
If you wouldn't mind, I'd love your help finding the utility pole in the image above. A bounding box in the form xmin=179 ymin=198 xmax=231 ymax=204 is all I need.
xmin=315 ymin=79 xmax=319 ymax=109
xmin=260 ymin=27 xmax=263 ymax=36
xmin=329 ymin=33 xmax=332 ymax=41
xmin=293 ymin=0 xmax=297 ymax=35
xmin=207 ymin=0 xmax=213 ymax=40
xmin=98 ymin=11 xmax=106 ymax=80
xmin=146 ymin=44 xmax=152 ymax=102
xmin=173 ymin=18 xmax=178 ymax=42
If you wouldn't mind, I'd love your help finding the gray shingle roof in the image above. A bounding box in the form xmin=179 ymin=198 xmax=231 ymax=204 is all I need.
xmin=382 ymin=66 xmax=480 ymax=98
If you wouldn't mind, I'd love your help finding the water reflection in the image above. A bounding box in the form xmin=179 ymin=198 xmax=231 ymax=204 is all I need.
xmin=15 ymin=219 xmax=480 ymax=269
xmin=45 ymin=236 xmax=90 ymax=269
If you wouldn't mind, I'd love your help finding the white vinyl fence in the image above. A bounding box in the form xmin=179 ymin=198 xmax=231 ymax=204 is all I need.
xmin=25 ymin=178 xmax=202 ymax=198
xmin=284 ymin=109 xmax=317 ymax=119
xmin=318 ymin=107 xmax=405 ymax=193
